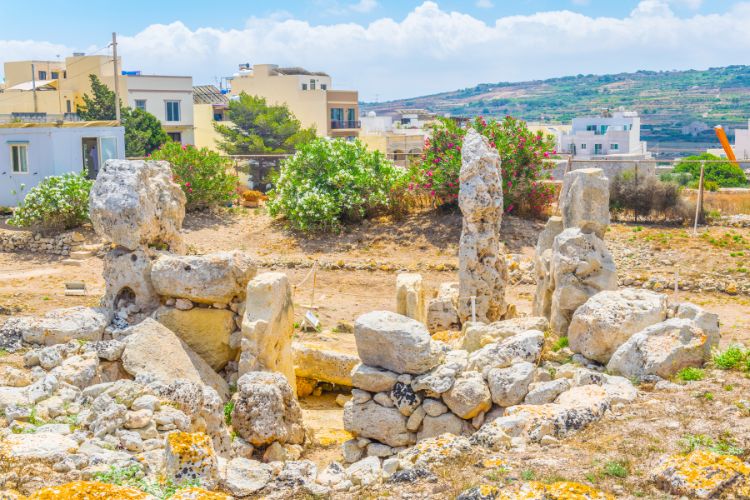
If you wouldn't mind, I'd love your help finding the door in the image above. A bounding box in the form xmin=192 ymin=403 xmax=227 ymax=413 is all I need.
xmin=82 ymin=137 xmax=99 ymax=179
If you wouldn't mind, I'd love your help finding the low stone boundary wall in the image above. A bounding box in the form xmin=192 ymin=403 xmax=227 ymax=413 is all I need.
xmin=0 ymin=229 xmax=84 ymax=256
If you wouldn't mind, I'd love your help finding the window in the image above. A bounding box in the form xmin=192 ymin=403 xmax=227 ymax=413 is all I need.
xmin=320 ymin=84 xmax=327 ymax=90
xmin=167 ymin=132 xmax=182 ymax=143
xmin=38 ymin=70 xmax=47 ymax=80
xmin=63 ymin=70 xmax=67 ymax=79
xmin=302 ymin=83 xmax=308 ymax=90
xmin=66 ymin=100 xmax=72 ymax=113
xmin=135 ymin=99 xmax=147 ymax=111
xmin=330 ymin=108 xmax=344 ymax=122
xmin=165 ymin=101 xmax=180 ymax=122
xmin=213 ymin=112 xmax=224 ymax=121
xmin=347 ymin=108 xmax=356 ymax=123
xmin=100 ymin=137 xmax=118 ymax=163
xmin=310 ymin=80 xmax=316 ymax=90
xmin=580 ymin=143 xmax=587 ymax=150
xmin=10 ymin=144 xmax=29 ymax=173
xmin=610 ymin=143 xmax=619 ymax=150
xmin=51 ymin=72 xmax=59 ymax=79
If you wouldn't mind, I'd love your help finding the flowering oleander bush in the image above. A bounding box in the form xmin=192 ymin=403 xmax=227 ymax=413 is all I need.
xmin=8 ymin=172 xmax=93 ymax=230
xmin=409 ymin=116 xmax=557 ymax=217
xmin=267 ymin=138 xmax=408 ymax=231
xmin=150 ymin=141 xmax=238 ymax=211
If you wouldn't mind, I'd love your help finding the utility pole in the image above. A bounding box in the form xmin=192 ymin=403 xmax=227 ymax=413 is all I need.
xmin=31 ymin=63 xmax=38 ymax=113
xmin=111 ymin=32 xmax=121 ymax=124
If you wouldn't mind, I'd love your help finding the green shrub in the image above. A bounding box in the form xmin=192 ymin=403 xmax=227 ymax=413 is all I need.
xmin=267 ymin=138 xmax=408 ymax=231
xmin=712 ymin=345 xmax=748 ymax=370
xmin=551 ymin=336 xmax=569 ymax=352
xmin=610 ymin=173 xmax=691 ymax=222
xmin=223 ymin=400 xmax=235 ymax=426
xmin=677 ymin=367 xmax=705 ymax=381
xmin=8 ymin=172 xmax=93 ymax=230
xmin=150 ymin=142 xmax=238 ymax=211
xmin=674 ymin=153 xmax=747 ymax=188
xmin=603 ymin=460 xmax=629 ymax=478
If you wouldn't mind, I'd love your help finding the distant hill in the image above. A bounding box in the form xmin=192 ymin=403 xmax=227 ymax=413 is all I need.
xmin=362 ymin=66 xmax=750 ymax=156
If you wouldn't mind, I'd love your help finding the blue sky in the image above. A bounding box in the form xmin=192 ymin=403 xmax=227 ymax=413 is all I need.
xmin=1 ymin=1 xmax=749 ymax=100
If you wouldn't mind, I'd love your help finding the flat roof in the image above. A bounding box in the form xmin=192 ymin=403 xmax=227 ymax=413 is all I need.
xmin=0 ymin=120 xmax=120 ymax=129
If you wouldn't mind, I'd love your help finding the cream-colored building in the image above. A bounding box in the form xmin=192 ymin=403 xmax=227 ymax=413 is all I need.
xmin=193 ymin=85 xmax=228 ymax=151
xmin=229 ymin=64 xmax=359 ymax=139
xmin=0 ymin=55 xmax=194 ymax=144
xmin=359 ymin=111 xmax=428 ymax=166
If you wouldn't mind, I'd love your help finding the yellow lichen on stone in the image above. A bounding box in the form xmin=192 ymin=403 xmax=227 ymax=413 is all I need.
xmin=168 ymin=487 xmax=232 ymax=500
xmin=313 ymin=428 xmax=353 ymax=447
xmin=480 ymin=456 xmax=508 ymax=469
xmin=494 ymin=482 xmax=613 ymax=500
xmin=432 ymin=330 xmax=462 ymax=343
xmin=26 ymin=481 xmax=152 ymax=499
xmin=651 ymin=449 xmax=750 ymax=497
xmin=296 ymin=377 xmax=317 ymax=397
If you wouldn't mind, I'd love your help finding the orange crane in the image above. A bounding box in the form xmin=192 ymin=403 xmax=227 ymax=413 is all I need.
xmin=714 ymin=125 xmax=739 ymax=166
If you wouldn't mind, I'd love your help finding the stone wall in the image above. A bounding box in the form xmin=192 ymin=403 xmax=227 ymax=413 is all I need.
xmin=0 ymin=228 xmax=84 ymax=256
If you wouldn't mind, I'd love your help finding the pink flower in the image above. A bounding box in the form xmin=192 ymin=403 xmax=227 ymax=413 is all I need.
xmin=430 ymin=190 xmax=436 ymax=197
xmin=426 ymin=170 xmax=433 ymax=177
xmin=433 ymin=158 xmax=440 ymax=164
xmin=544 ymin=152 xmax=550 ymax=158
xmin=185 ymin=182 xmax=191 ymax=187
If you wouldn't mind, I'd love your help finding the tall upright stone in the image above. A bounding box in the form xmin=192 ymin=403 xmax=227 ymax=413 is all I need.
xmin=457 ymin=129 xmax=507 ymax=324
xmin=532 ymin=216 xmax=563 ymax=318
xmin=396 ymin=273 xmax=426 ymax=323
xmin=559 ymin=168 xmax=610 ymax=238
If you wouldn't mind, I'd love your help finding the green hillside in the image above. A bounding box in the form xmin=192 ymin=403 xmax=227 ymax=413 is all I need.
xmin=362 ymin=66 xmax=750 ymax=156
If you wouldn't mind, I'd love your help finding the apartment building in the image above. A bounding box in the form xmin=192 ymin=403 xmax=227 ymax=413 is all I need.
xmin=560 ymin=110 xmax=648 ymax=158
xmin=0 ymin=55 xmax=194 ymax=144
xmin=229 ymin=64 xmax=360 ymax=139
xmin=359 ymin=110 xmax=427 ymax=166
xmin=193 ymin=85 xmax=228 ymax=151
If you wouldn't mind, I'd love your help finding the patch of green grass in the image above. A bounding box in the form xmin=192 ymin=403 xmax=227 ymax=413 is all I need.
xmin=603 ymin=461 xmax=629 ymax=478
xmin=520 ymin=469 xmax=535 ymax=481
xmin=713 ymin=345 xmax=748 ymax=370
xmin=485 ymin=467 xmax=510 ymax=481
xmin=677 ymin=367 xmax=705 ymax=382
xmin=223 ymin=400 xmax=235 ymax=426
xmin=0 ymin=349 xmax=8 ymax=357
xmin=679 ymin=433 xmax=745 ymax=456
xmin=551 ymin=336 xmax=569 ymax=352
xmin=701 ymin=392 xmax=715 ymax=401
xmin=633 ymin=226 xmax=644 ymax=232
xmin=724 ymin=384 xmax=734 ymax=391
xmin=93 ymin=465 xmax=201 ymax=499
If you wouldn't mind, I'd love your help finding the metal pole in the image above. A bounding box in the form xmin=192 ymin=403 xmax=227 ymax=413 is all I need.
xmin=31 ymin=64 xmax=38 ymax=113
xmin=693 ymin=161 xmax=705 ymax=236
xmin=112 ymin=32 xmax=121 ymax=124
xmin=634 ymin=161 xmax=639 ymax=224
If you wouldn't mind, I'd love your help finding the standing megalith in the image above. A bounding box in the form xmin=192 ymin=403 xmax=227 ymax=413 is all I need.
xmin=457 ymin=129 xmax=507 ymax=324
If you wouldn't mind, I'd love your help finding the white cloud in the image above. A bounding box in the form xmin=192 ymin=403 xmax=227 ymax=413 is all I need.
xmin=350 ymin=0 xmax=378 ymax=13
xmin=476 ymin=0 xmax=494 ymax=8
xmin=2 ymin=1 xmax=750 ymax=101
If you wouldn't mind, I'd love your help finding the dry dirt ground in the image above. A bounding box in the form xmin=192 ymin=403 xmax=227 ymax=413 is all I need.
xmin=2 ymin=208 xmax=750 ymax=498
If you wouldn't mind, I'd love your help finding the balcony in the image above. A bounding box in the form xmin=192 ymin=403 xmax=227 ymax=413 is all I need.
xmin=330 ymin=120 xmax=361 ymax=130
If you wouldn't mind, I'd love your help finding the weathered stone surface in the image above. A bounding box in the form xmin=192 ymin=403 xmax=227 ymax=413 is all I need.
xmin=120 ymin=318 xmax=229 ymax=399
xmin=568 ymin=288 xmax=668 ymax=363
xmin=347 ymin=456 xmax=382 ymax=486
xmin=354 ymin=311 xmax=445 ymax=375
xmin=343 ymin=400 xmax=413 ymax=447
xmin=152 ymin=306 xmax=236 ymax=371
xmin=549 ymin=228 xmax=618 ymax=335
xmin=1 ymin=432 xmax=78 ymax=461
xmin=293 ymin=342 xmax=359 ymax=387
xmin=351 ymin=364 xmax=398 ymax=393
xmin=457 ymin=129 xmax=507 ymax=324
xmin=442 ymin=371 xmax=491 ymax=419
xmin=391 ymin=381 xmax=422 ymax=417
xmin=101 ymin=247 xmax=160 ymax=313
xmin=232 ymin=371 xmax=305 ymax=447
xmin=239 ymin=272 xmax=296 ymax=394
xmin=487 ymin=361 xmax=535 ymax=407
xmin=524 ymin=379 xmax=571 ymax=405
xmin=411 ymin=349 xmax=468 ymax=394
xmin=53 ymin=354 xmax=98 ymax=389
xmin=90 ymin=159 xmax=186 ymax=252
xmin=461 ymin=316 xmax=549 ymax=352
xmin=164 ymin=432 xmax=219 ymax=489
xmin=467 ymin=330 xmax=544 ymax=377
xmin=676 ymin=302 xmax=720 ymax=341
xmin=607 ymin=318 xmax=717 ymax=380
xmin=426 ymin=282 xmax=460 ymax=333
xmin=417 ymin=413 xmax=468 ymax=441
xmin=532 ymin=216 xmax=564 ymax=318
xmin=559 ymin=168 xmax=610 ymax=238
xmin=151 ymin=251 xmax=256 ymax=304
xmin=26 ymin=481 xmax=157 ymax=499
xmin=2 ymin=307 xmax=108 ymax=347
xmin=651 ymin=449 xmax=750 ymax=499
xmin=396 ymin=273 xmax=426 ymax=323
xmin=224 ymin=457 xmax=272 ymax=496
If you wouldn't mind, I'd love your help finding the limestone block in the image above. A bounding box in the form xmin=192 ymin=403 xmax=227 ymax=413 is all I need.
xmin=343 ymin=400 xmax=414 ymax=448
xmin=293 ymin=342 xmax=359 ymax=387
xmin=101 ymin=247 xmax=160 ymax=313
xmin=164 ymin=432 xmax=219 ymax=489
xmin=396 ymin=273 xmax=426 ymax=323
xmin=461 ymin=316 xmax=549 ymax=352
xmin=1 ymin=307 xmax=109 ymax=348
xmin=559 ymin=168 xmax=610 ymax=238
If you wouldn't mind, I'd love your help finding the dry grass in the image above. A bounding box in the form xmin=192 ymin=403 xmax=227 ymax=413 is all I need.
xmin=683 ymin=189 xmax=750 ymax=216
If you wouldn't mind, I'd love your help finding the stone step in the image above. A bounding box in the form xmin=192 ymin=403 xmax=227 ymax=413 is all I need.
xmin=61 ymin=259 xmax=82 ymax=266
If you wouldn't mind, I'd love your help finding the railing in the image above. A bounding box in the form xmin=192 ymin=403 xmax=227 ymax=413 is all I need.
xmin=330 ymin=120 xmax=361 ymax=130
xmin=0 ymin=112 xmax=81 ymax=124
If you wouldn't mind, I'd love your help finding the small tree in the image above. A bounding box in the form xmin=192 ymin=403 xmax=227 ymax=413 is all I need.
xmin=8 ymin=172 xmax=93 ymax=230
xmin=122 ymin=108 xmax=169 ymax=157
xmin=77 ymin=75 xmax=118 ymax=121
xmin=150 ymin=142 xmax=238 ymax=211
xmin=215 ymin=93 xmax=316 ymax=154
xmin=674 ymin=153 xmax=747 ymax=188
xmin=77 ymin=75 xmax=167 ymax=157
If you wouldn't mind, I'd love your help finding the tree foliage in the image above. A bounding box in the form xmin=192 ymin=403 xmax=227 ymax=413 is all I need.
xmin=8 ymin=172 xmax=93 ymax=230
xmin=674 ymin=153 xmax=747 ymax=188
xmin=77 ymin=75 xmax=167 ymax=157
xmin=215 ymin=93 xmax=316 ymax=155
xmin=267 ymin=138 xmax=408 ymax=231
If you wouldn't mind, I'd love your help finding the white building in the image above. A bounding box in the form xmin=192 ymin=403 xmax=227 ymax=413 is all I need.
xmin=560 ymin=110 xmax=648 ymax=158
xmin=0 ymin=120 xmax=124 ymax=206
xmin=127 ymin=74 xmax=194 ymax=145
xmin=733 ymin=119 xmax=750 ymax=160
